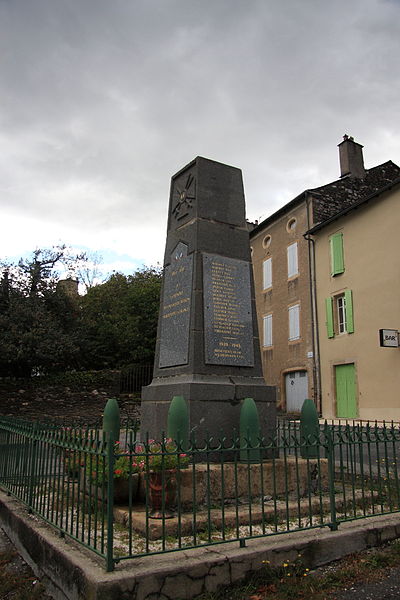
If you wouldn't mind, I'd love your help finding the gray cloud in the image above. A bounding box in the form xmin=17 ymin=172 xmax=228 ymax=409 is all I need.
xmin=1 ymin=0 xmax=399 ymax=266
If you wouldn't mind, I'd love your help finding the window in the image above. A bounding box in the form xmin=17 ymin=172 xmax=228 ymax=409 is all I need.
xmin=262 ymin=235 xmax=272 ymax=249
xmin=287 ymin=217 xmax=297 ymax=232
xmin=288 ymin=304 xmax=300 ymax=341
xmin=263 ymin=314 xmax=272 ymax=347
xmin=325 ymin=290 xmax=354 ymax=338
xmin=287 ymin=242 xmax=298 ymax=278
xmin=263 ymin=258 xmax=272 ymax=289
xmin=330 ymin=232 xmax=344 ymax=276
xmin=337 ymin=295 xmax=346 ymax=334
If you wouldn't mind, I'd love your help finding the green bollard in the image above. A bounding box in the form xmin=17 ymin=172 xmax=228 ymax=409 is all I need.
xmin=300 ymin=398 xmax=319 ymax=459
xmin=240 ymin=397 xmax=261 ymax=463
xmin=167 ymin=395 xmax=189 ymax=451
xmin=103 ymin=398 xmax=120 ymax=443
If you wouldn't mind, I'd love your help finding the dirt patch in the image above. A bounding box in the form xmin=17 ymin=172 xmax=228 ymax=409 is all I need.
xmin=0 ymin=382 xmax=140 ymax=423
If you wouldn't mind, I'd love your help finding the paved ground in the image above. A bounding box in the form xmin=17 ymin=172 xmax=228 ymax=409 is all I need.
xmin=334 ymin=571 xmax=400 ymax=600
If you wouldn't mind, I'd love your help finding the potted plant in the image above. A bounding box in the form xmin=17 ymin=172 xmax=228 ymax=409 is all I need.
xmin=138 ymin=438 xmax=189 ymax=519
xmin=87 ymin=442 xmax=144 ymax=504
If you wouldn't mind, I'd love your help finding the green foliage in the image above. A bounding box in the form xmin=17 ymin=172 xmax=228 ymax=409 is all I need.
xmin=0 ymin=245 xmax=161 ymax=375
xmin=80 ymin=267 xmax=161 ymax=368
xmin=0 ymin=246 xmax=83 ymax=377
xmin=137 ymin=438 xmax=190 ymax=472
xmin=87 ymin=443 xmax=144 ymax=484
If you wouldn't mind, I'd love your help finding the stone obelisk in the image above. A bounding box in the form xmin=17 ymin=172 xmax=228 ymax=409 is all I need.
xmin=141 ymin=157 xmax=276 ymax=440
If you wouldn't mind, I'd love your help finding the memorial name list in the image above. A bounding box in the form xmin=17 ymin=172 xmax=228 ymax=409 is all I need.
xmin=203 ymin=253 xmax=254 ymax=366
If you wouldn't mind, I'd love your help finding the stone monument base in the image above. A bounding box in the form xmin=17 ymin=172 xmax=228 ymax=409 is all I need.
xmin=141 ymin=374 xmax=276 ymax=443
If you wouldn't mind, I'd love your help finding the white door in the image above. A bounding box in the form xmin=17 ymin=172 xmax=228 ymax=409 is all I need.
xmin=285 ymin=371 xmax=308 ymax=413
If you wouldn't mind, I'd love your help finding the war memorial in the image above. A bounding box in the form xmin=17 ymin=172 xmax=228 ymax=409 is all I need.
xmin=141 ymin=156 xmax=276 ymax=440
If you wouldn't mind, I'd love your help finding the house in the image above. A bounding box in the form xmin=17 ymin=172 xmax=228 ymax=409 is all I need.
xmin=306 ymin=176 xmax=400 ymax=421
xmin=249 ymin=136 xmax=400 ymax=414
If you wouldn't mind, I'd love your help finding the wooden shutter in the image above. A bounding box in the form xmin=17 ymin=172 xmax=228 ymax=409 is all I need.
xmin=288 ymin=304 xmax=300 ymax=340
xmin=263 ymin=258 xmax=272 ymax=290
xmin=330 ymin=233 xmax=344 ymax=276
xmin=344 ymin=289 xmax=354 ymax=333
xmin=325 ymin=297 xmax=334 ymax=338
xmin=287 ymin=243 xmax=298 ymax=278
xmin=263 ymin=314 xmax=272 ymax=347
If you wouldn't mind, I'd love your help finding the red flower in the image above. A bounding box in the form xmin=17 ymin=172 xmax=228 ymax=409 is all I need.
xmin=114 ymin=469 xmax=122 ymax=475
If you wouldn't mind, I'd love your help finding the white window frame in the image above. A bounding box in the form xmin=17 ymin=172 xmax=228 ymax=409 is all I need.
xmin=336 ymin=294 xmax=347 ymax=334
xmin=288 ymin=304 xmax=300 ymax=341
xmin=287 ymin=242 xmax=299 ymax=278
xmin=263 ymin=258 xmax=272 ymax=290
xmin=263 ymin=314 xmax=272 ymax=347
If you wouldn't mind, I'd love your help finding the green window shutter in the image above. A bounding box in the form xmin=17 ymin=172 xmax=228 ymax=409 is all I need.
xmin=325 ymin=297 xmax=334 ymax=338
xmin=330 ymin=233 xmax=344 ymax=276
xmin=344 ymin=289 xmax=354 ymax=333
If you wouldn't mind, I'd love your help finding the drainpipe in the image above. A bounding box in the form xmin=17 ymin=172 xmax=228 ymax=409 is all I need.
xmin=304 ymin=198 xmax=322 ymax=415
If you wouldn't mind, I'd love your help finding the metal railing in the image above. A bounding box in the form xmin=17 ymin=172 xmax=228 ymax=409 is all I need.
xmin=0 ymin=418 xmax=399 ymax=571
xmin=119 ymin=364 xmax=153 ymax=395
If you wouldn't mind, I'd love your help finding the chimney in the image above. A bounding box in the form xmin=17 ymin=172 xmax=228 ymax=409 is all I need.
xmin=338 ymin=135 xmax=366 ymax=179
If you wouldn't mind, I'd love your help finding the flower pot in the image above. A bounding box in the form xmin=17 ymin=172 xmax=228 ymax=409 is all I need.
xmin=113 ymin=473 xmax=140 ymax=504
xmin=148 ymin=470 xmax=176 ymax=519
xmin=90 ymin=472 xmax=140 ymax=505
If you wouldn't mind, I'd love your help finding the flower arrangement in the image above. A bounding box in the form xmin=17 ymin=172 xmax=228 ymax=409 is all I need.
xmin=87 ymin=442 xmax=144 ymax=485
xmin=137 ymin=438 xmax=190 ymax=473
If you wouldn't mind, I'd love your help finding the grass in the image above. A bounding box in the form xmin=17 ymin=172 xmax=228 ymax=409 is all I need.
xmin=196 ymin=539 xmax=400 ymax=600
xmin=0 ymin=549 xmax=49 ymax=599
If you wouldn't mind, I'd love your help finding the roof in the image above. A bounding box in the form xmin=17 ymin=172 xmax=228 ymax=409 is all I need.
xmin=306 ymin=174 xmax=400 ymax=235
xmin=249 ymin=160 xmax=400 ymax=238
xmin=310 ymin=160 xmax=400 ymax=224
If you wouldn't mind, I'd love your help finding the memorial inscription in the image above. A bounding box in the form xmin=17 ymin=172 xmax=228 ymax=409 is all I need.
xmin=203 ymin=253 xmax=254 ymax=366
xmin=159 ymin=248 xmax=193 ymax=368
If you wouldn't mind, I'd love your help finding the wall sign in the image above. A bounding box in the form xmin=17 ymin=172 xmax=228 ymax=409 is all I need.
xmin=379 ymin=329 xmax=399 ymax=348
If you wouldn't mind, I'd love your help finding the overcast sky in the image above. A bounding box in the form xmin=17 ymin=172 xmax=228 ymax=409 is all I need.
xmin=1 ymin=0 xmax=400 ymax=277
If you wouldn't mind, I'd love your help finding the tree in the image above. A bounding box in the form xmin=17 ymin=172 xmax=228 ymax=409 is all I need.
xmin=81 ymin=267 xmax=161 ymax=369
xmin=0 ymin=246 xmax=86 ymax=377
xmin=0 ymin=247 xmax=162 ymax=376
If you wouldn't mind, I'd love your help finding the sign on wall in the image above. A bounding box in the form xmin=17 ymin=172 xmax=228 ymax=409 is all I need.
xmin=379 ymin=329 xmax=399 ymax=348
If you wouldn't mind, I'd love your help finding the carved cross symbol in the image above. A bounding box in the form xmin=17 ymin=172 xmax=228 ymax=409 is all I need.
xmin=172 ymin=173 xmax=196 ymax=220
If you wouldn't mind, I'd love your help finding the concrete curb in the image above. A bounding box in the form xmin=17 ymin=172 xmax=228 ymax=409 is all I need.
xmin=0 ymin=490 xmax=400 ymax=600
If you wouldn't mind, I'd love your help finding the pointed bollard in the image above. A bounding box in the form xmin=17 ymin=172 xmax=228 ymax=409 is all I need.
xmin=167 ymin=395 xmax=189 ymax=451
xmin=103 ymin=398 xmax=121 ymax=443
xmin=300 ymin=398 xmax=319 ymax=459
xmin=240 ymin=397 xmax=261 ymax=463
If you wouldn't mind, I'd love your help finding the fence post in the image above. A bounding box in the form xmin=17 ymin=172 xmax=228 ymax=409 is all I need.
xmin=240 ymin=398 xmax=260 ymax=462
xmin=300 ymin=399 xmax=319 ymax=459
xmin=105 ymin=429 xmax=115 ymax=572
xmin=103 ymin=398 xmax=120 ymax=572
xmin=324 ymin=423 xmax=338 ymax=531
xmin=103 ymin=398 xmax=120 ymax=443
xmin=28 ymin=422 xmax=38 ymax=510
xmin=167 ymin=395 xmax=189 ymax=451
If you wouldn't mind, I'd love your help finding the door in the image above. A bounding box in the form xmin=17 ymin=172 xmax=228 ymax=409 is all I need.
xmin=285 ymin=371 xmax=308 ymax=413
xmin=335 ymin=363 xmax=357 ymax=418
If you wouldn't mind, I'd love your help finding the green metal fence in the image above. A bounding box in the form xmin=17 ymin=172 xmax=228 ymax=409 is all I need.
xmin=0 ymin=417 xmax=399 ymax=572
